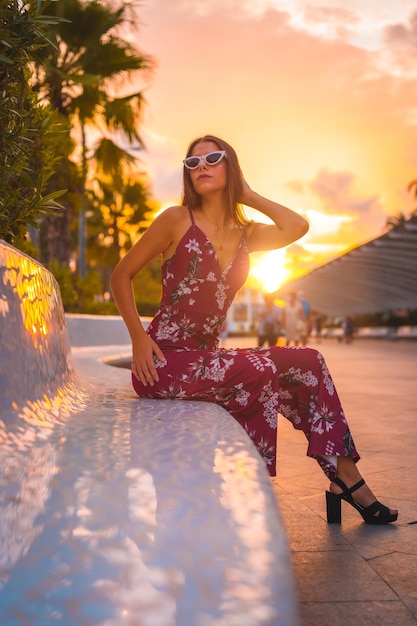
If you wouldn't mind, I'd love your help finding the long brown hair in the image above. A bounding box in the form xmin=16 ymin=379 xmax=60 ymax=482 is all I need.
xmin=180 ymin=134 xmax=249 ymax=227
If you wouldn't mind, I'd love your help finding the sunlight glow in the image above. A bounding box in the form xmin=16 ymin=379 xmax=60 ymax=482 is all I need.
xmin=249 ymin=249 xmax=292 ymax=292
xmin=305 ymin=209 xmax=353 ymax=236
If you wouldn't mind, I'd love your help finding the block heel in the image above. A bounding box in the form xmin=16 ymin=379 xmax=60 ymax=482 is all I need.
xmin=326 ymin=490 xmax=342 ymax=523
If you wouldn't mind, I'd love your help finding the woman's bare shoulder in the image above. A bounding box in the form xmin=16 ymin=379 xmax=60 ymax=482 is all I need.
xmin=146 ymin=205 xmax=190 ymax=237
xmin=156 ymin=204 xmax=190 ymax=225
xmin=152 ymin=205 xmax=193 ymax=261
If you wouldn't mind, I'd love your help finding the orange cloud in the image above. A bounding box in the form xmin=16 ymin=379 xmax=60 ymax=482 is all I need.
xmin=309 ymin=168 xmax=382 ymax=238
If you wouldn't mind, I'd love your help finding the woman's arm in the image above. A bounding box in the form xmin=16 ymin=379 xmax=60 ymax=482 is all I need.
xmin=240 ymin=179 xmax=309 ymax=252
xmin=110 ymin=205 xmax=188 ymax=386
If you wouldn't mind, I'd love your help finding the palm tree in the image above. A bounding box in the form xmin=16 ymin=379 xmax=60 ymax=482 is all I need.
xmin=35 ymin=0 xmax=153 ymax=275
xmin=408 ymin=179 xmax=417 ymax=200
xmin=90 ymin=171 xmax=152 ymax=287
xmin=385 ymin=180 xmax=417 ymax=232
xmin=385 ymin=212 xmax=408 ymax=230
xmin=407 ymin=179 xmax=417 ymax=217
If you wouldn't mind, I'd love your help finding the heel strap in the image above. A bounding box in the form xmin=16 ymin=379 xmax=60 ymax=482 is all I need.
xmin=332 ymin=477 xmax=365 ymax=503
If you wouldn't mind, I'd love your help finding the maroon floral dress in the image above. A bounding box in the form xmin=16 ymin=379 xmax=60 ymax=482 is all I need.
xmin=132 ymin=209 xmax=360 ymax=479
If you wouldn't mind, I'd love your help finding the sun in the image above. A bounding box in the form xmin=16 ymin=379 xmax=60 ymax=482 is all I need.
xmin=249 ymin=249 xmax=293 ymax=292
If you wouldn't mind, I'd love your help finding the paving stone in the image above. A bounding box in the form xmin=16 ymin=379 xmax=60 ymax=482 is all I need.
xmin=298 ymin=600 xmax=417 ymax=626
xmin=253 ymin=337 xmax=417 ymax=626
xmin=292 ymin=550 xmax=397 ymax=603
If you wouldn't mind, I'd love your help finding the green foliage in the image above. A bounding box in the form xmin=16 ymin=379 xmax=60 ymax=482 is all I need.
xmin=0 ymin=1 xmax=160 ymax=316
xmin=37 ymin=113 xmax=82 ymax=267
xmin=51 ymin=254 xmax=162 ymax=316
xmin=50 ymin=260 xmax=117 ymax=313
xmin=0 ymin=0 xmax=66 ymax=245
xmin=133 ymin=257 xmax=162 ymax=317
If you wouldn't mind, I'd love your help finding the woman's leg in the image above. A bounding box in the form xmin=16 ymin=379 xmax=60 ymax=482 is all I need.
xmin=268 ymin=345 xmax=360 ymax=480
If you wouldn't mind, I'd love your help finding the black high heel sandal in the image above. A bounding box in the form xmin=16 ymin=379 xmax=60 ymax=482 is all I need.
xmin=326 ymin=477 xmax=398 ymax=525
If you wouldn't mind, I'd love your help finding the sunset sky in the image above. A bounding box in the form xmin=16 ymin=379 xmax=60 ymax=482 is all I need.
xmin=129 ymin=0 xmax=417 ymax=291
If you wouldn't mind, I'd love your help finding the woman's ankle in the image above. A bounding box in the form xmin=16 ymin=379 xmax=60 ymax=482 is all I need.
xmin=335 ymin=456 xmax=362 ymax=484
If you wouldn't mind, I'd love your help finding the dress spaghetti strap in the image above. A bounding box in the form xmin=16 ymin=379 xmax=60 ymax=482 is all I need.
xmin=188 ymin=208 xmax=195 ymax=226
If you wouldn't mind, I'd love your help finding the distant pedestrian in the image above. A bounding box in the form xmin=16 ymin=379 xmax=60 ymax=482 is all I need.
xmin=298 ymin=291 xmax=311 ymax=346
xmin=311 ymin=312 xmax=323 ymax=344
xmin=298 ymin=291 xmax=310 ymax=319
xmin=281 ymin=291 xmax=307 ymax=346
xmin=257 ymin=293 xmax=282 ymax=347
xmin=343 ymin=316 xmax=354 ymax=344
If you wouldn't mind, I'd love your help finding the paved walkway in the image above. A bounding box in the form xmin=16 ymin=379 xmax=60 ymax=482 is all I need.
xmin=224 ymin=336 xmax=417 ymax=626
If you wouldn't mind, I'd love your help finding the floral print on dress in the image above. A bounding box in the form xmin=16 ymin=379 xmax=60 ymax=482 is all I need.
xmin=133 ymin=211 xmax=359 ymax=479
xmin=215 ymin=280 xmax=229 ymax=310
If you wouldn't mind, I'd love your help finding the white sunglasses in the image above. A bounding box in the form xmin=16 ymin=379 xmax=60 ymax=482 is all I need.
xmin=183 ymin=150 xmax=226 ymax=170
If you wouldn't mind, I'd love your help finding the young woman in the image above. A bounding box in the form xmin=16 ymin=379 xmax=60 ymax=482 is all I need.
xmin=110 ymin=134 xmax=398 ymax=525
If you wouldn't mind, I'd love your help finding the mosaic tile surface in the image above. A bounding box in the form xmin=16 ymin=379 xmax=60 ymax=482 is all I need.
xmin=0 ymin=242 xmax=298 ymax=625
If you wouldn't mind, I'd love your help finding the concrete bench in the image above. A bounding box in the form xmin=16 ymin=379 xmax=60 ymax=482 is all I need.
xmin=356 ymin=326 xmax=393 ymax=339
xmin=0 ymin=240 xmax=299 ymax=626
xmin=321 ymin=327 xmax=343 ymax=339
xmin=395 ymin=325 xmax=417 ymax=339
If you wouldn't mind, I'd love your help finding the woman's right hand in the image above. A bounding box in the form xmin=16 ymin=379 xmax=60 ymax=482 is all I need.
xmin=131 ymin=334 xmax=166 ymax=386
xmin=239 ymin=174 xmax=254 ymax=206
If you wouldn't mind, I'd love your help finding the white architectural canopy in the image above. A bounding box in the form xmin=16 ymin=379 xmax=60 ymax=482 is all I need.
xmin=277 ymin=214 xmax=417 ymax=317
